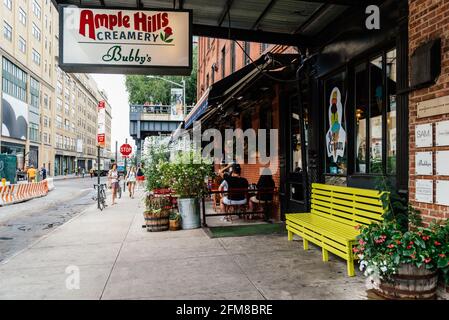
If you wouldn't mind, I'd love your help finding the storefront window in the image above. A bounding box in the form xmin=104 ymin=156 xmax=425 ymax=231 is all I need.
xmin=355 ymin=63 xmax=368 ymax=173
xmin=291 ymin=100 xmax=302 ymax=173
xmin=352 ymin=48 xmax=397 ymax=176
xmin=369 ymin=56 xmax=384 ymax=174
xmin=386 ymin=49 xmax=397 ymax=174
xmin=324 ymin=72 xmax=347 ymax=175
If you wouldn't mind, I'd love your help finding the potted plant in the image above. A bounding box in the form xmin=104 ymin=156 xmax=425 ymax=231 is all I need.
xmin=354 ymin=178 xmax=449 ymax=299
xmin=143 ymin=195 xmax=171 ymax=232
xmin=169 ymin=210 xmax=182 ymax=231
xmin=160 ymin=150 xmax=212 ymax=230
xmin=143 ymin=145 xmax=170 ymax=193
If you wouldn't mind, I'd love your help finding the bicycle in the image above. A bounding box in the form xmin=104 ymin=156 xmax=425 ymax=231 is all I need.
xmin=93 ymin=183 xmax=107 ymax=211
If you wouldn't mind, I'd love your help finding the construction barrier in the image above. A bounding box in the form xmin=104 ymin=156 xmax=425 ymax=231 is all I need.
xmin=0 ymin=180 xmax=50 ymax=206
xmin=46 ymin=178 xmax=55 ymax=191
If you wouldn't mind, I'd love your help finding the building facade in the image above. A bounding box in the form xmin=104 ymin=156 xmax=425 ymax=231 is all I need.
xmin=1 ymin=0 xmax=112 ymax=179
xmin=191 ymin=1 xmax=409 ymax=222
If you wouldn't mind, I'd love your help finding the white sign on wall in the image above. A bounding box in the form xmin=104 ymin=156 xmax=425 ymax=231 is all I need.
xmin=436 ymin=180 xmax=449 ymax=206
xmin=436 ymin=151 xmax=449 ymax=176
xmin=415 ymin=179 xmax=433 ymax=204
xmin=59 ymin=6 xmax=192 ymax=75
xmin=415 ymin=123 xmax=433 ymax=148
xmin=436 ymin=121 xmax=449 ymax=147
xmin=415 ymin=152 xmax=433 ymax=175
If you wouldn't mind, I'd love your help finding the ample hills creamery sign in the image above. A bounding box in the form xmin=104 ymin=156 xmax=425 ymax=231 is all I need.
xmin=59 ymin=6 xmax=192 ymax=75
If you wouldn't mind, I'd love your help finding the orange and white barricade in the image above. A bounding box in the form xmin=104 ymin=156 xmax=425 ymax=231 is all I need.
xmin=0 ymin=180 xmax=50 ymax=206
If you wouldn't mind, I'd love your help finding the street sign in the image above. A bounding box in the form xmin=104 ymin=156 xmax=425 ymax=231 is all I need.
xmin=97 ymin=101 xmax=106 ymax=147
xmin=58 ymin=6 xmax=192 ymax=75
xmin=120 ymin=143 xmax=132 ymax=157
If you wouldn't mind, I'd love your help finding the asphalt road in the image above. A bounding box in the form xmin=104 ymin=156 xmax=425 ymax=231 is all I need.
xmin=0 ymin=177 xmax=107 ymax=263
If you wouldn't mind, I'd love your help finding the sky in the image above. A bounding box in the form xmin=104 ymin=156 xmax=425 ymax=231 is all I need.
xmin=90 ymin=74 xmax=135 ymax=154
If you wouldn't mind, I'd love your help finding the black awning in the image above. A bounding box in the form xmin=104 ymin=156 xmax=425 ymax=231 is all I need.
xmin=184 ymin=53 xmax=299 ymax=129
xmin=184 ymin=54 xmax=273 ymax=129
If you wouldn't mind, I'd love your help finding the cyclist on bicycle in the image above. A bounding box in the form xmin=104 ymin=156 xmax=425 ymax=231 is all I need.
xmin=108 ymin=164 xmax=119 ymax=205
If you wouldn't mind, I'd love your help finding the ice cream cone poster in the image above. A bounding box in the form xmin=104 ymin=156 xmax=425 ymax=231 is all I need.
xmin=326 ymin=87 xmax=346 ymax=163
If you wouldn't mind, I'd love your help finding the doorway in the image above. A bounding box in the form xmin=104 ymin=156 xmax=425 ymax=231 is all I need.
xmin=282 ymin=83 xmax=310 ymax=214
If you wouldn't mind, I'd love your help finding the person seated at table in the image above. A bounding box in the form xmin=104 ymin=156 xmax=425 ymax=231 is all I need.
xmin=249 ymin=168 xmax=275 ymax=221
xmin=220 ymin=164 xmax=248 ymax=221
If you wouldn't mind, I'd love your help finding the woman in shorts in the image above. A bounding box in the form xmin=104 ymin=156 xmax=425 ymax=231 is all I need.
xmin=126 ymin=166 xmax=137 ymax=198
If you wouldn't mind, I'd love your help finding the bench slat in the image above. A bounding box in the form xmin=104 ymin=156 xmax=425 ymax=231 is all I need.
xmin=311 ymin=198 xmax=384 ymax=220
xmin=286 ymin=214 xmax=359 ymax=240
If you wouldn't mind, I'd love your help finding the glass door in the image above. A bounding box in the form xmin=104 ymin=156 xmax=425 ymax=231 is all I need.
xmin=285 ymin=88 xmax=309 ymax=213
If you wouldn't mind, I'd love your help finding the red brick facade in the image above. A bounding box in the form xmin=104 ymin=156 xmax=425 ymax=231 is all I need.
xmin=409 ymin=0 xmax=449 ymax=224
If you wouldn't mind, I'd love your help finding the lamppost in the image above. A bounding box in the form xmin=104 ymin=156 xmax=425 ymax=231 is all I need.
xmin=146 ymin=75 xmax=186 ymax=117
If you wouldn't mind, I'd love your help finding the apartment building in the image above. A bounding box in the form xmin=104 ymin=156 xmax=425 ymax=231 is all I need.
xmin=1 ymin=0 xmax=112 ymax=177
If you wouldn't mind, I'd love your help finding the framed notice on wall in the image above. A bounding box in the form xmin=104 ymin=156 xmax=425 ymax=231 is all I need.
xmin=415 ymin=179 xmax=433 ymax=204
xmin=436 ymin=180 xmax=449 ymax=206
xmin=436 ymin=121 xmax=449 ymax=147
xmin=415 ymin=123 xmax=433 ymax=148
xmin=436 ymin=151 xmax=449 ymax=176
xmin=415 ymin=152 xmax=433 ymax=175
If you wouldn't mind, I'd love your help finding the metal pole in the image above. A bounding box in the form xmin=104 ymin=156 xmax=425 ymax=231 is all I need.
xmin=97 ymin=145 xmax=101 ymax=209
xmin=124 ymin=138 xmax=128 ymax=191
xmin=182 ymin=78 xmax=186 ymax=117
xmin=115 ymin=141 xmax=118 ymax=164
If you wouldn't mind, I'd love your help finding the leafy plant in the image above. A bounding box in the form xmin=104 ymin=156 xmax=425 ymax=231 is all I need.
xmin=160 ymin=150 xmax=212 ymax=199
xmin=142 ymin=145 xmax=170 ymax=192
xmin=355 ymin=219 xmax=449 ymax=283
xmin=169 ymin=210 xmax=181 ymax=221
xmin=355 ymin=176 xmax=449 ymax=283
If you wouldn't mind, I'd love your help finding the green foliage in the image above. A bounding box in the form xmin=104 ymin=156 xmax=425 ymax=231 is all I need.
xmin=142 ymin=145 xmax=170 ymax=191
xmin=355 ymin=219 xmax=449 ymax=283
xmin=374 ymin=176 xmax=420 ymax=232
xmin=125 ymin=45 xmax=198 ymax=106
xmin=159 ymin=150 xmax=213 ymax=199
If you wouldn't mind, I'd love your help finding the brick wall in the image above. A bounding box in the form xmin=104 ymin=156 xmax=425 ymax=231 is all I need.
xmin=409 ymin=0 xmax=449 ymax=224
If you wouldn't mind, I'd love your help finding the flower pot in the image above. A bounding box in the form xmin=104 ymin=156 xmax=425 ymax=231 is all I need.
xmin=371 ymin=264 xmax=438 ymax=300
xmin=178 ymin=198 xmax=201 ymax=230
xmin=143 ymin=209 xmax=170 ymax=232
xmin=169 ymin=219 xmax=181 ymax=231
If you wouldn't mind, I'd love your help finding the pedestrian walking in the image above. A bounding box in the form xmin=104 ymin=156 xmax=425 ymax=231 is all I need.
xmin=40 ymin=164 xmax=47 ymax=180
xmin=126 ymin=166 xmax=137 ymax=198
xmin=82 ymin=168 xmax=85 ymax=178
xmin=90 ymin=168 xmax=94 ymax=178
xmin=136 ymin=164 xmax=144 ymax=190
xmin=27 ymin=165 xmax=37 ymax=183
xmin=108 ymin=164 xmax=119 ymax=205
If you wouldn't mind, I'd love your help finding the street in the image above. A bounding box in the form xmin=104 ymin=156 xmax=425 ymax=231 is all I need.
xmin=0 ymin=177 xmax=106 ymax=263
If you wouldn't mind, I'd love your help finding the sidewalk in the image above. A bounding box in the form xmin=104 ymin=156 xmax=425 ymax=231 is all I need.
xmin=0 ymin=189 xmax=368 ymax=300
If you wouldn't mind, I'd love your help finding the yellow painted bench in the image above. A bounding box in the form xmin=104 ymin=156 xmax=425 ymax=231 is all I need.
xmin=286 ymin=183 xmax=388 ymax=277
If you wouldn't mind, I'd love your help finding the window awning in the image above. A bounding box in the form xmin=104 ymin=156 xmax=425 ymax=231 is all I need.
xmin=183 ymin=53 xmax=282 ymax=129
xmin=184 ymin=88 xmax=210 ymax=129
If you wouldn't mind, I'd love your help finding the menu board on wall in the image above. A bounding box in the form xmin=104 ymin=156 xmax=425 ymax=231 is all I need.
xmin=415 ymin=152 xmax=433 ymax=175
xmin=436 ymin=180 xmax=449 ymax=206
xmin=415 ymin=123 xmax=433 ymax=148
xmin=436 ymin=121 xmax=449 ymax=147
xmin=436 ymin=151 xmax=449 ymax=176
xmin=416 ymin=179 xmax=433 ymax=204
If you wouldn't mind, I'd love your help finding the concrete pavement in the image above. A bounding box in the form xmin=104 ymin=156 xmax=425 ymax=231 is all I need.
xmin=0 ymin=189 xmax=369 ymax=300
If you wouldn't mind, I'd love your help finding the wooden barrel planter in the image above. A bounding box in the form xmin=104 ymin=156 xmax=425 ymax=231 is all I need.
xmin=372 ymin=264 xmax=438 ymax=300
xmin=144 ymin=209 xmax=170 ymax=232
xmin=143 ymin=195 xmax=172 ymax=232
